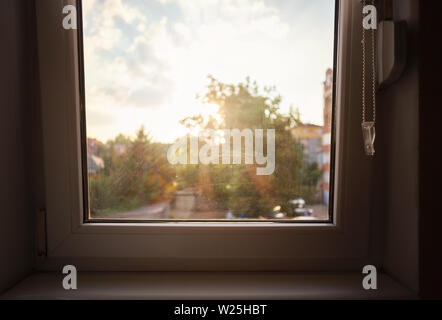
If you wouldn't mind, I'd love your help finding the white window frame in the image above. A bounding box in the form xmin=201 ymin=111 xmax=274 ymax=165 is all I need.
xmin=35 ymin=0 xmax=380 ymax=271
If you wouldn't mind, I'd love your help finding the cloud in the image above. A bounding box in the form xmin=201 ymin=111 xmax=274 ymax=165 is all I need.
xmin=86 ymin=108 xmax=117 ymax=128
xmin=83 ymin=0 xmax=335 ymax=142
xmin=127 ymin=84 xmax=170 ymax=108
xmin=83 ymin=2 xmax=173 ymax=112
xmin=84 ymin=0 xmax=290 ymax=109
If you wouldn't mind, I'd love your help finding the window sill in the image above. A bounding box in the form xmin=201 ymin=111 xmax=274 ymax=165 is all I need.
xmin=1 ymin=272 xmax=416 ymax=300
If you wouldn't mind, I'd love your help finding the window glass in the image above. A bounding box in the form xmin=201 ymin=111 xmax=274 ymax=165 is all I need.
xmin=82 ymin=0 xmax=336 ymax=221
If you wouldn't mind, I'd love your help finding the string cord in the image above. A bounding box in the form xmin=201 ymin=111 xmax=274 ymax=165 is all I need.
xmin=362 ymin=0 xmax=377 ymax=124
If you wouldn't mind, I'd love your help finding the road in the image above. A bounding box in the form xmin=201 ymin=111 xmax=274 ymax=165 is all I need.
xmin=97 ymin=202 xmax=329 ymax=221
xmin=98 ymin=201 xmax=170 ymax=220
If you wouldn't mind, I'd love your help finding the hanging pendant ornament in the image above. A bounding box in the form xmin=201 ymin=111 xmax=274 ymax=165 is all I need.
xmin=361 ymin=0 xmax=377 ymax=156
xmin=362 ymin=121 xmax=375 ymax=155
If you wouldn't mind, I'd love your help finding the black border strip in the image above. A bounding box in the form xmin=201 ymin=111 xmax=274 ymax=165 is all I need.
xmin=328 ymin=0 xmax=340 ymax=223
xmin=76 ymin=0 xmax=89 ymax=223
xmin=419 ymin=0 xmax=442 ymax=299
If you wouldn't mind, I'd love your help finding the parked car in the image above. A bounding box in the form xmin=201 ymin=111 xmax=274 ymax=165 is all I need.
xmin=267 ymin=206 xmax=287 ymax=219
xmin=289 ymin=198 xmax=313 ymax=217
xmin=290 ymin=198 xmax=306 ymax=208
xmin=294 ymin=207 xmax=314 ymax=216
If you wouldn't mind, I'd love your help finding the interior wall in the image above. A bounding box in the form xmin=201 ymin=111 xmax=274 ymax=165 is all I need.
xmin=0 ymin=0 xmax=35 ymax=293
xmin=375 ymin=0 xmax=420 ymax=292
xmin=0 ymin=0 xmax=423 ymax=296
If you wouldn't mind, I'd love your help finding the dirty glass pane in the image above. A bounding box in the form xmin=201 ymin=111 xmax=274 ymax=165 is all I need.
xmin=82 ymin=0 xmax=336 ymax=221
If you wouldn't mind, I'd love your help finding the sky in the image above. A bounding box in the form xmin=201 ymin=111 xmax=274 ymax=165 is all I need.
xmin=83 ymin=0 xmax=336 ymax=143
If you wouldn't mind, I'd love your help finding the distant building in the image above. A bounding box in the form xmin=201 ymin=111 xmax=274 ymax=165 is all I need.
xmin=87 ymin=154 xmax=104 ymax=174
xmin=292 ymin=124 xmax=323 ymax=165
xmin=87 ymin=138 xmax=104 ymax=174
xmin=322 ymin=68 xmax=333 ymax=205
xmin=87 ymin=138 xmax=102 ymax=156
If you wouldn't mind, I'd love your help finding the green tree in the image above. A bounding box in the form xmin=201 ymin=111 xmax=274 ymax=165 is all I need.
xmin=178 ymin=76 xmax=309 ymax=217
xmin=89 ymin=127 xmax=176 ymax=215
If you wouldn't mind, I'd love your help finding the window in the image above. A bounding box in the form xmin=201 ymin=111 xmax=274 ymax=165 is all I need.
xmin=35 ymin=0 xmax=378 ymax=271
xmin=80 ymin=0 xmax=338 ymax=222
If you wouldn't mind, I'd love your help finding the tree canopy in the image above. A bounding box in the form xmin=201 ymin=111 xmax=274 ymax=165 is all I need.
xmin=88 ymin=77 xmax=322 ymax=218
